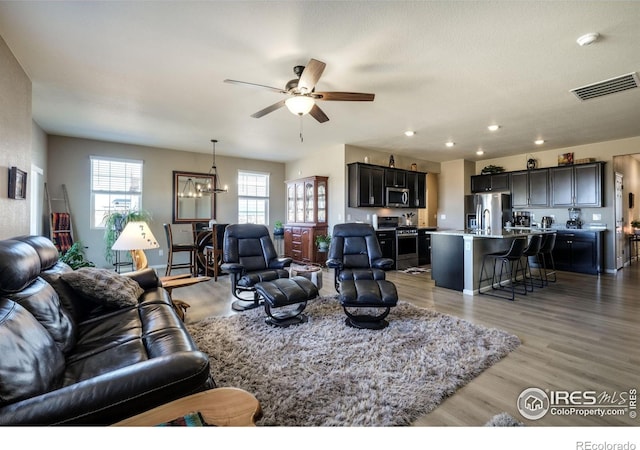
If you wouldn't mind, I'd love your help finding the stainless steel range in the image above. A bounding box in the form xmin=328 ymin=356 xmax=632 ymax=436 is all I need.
xmin=375 ymin=216 xmax=419 ymax=270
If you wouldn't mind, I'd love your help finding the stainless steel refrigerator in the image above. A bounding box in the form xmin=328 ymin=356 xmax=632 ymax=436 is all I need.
xmin=464 ymin=193 xmax=512 ymax=234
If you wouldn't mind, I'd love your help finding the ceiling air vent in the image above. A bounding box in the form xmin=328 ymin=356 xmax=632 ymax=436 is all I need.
xmin=570 ymin=72 xmax=640 ymax=101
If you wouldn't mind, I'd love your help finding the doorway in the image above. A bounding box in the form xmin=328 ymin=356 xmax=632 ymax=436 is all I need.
xmin=30 ymin=164 xmax=44 ymax=235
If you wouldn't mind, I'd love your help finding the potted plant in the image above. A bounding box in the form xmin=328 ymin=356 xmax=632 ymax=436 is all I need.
xmin=631 ymin=220 xmax=640 ymax=234
xmin=103 ymin=209 xmax=152 ymax=264
xmin=315 ymin=234 xmax=331 ymax=251
xmin=273 ymin=220 xmax=284 ymax=236
xmin=59 ymin=241 xmax=95 ymax=270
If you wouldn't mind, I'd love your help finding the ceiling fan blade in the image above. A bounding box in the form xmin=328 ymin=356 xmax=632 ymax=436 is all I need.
xmin=224 ymin=79 xmax=286 ymax=94
xmin=314 ymin=91 xmax=375 ymax=101
xmin=251 ymin=99 xmax=286 ymax=118
xmin=298 ymin=59 xmax=326 ymax=93
xmin=309 ymin=104 xmax=329 ymax=123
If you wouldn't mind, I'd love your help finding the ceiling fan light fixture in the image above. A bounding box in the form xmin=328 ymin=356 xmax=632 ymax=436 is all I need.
xmin=285 ymin=96 xmax=315 ymax=116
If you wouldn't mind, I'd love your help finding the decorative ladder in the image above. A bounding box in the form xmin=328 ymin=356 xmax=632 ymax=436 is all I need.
xmin=45 ymin=183 xmax=74 ymax=253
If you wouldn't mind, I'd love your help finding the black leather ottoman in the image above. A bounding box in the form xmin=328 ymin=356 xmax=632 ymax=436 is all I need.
xmin=339 ymin=279 xmax=398 ymax=329
xmin=254 ymin=276 xmax=318 ymax=327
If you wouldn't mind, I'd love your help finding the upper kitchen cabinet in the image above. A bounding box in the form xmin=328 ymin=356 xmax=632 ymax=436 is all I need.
xmin=470 ymin=172 xmax=510 ymax=193
xmin=348 ymin=163 xmax=385 ymax=207
xmin=511 ymin=169 xmax=549 ymax=208
xmin=407 ymin=171 xmax=427 ymax=208
xmin=550 ymin=162 xmax=604 ymax=207
xmin=384 ymin=168 xmax=407 ymax=188
xmin=286 ymin=175 xmax=328 ymax=225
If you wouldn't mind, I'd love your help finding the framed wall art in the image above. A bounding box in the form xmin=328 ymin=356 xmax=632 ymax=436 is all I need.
xmin=8 ymin=166 xmax=27 ymax=200
xmin=558 ymin=152 xmax=574 ymax=166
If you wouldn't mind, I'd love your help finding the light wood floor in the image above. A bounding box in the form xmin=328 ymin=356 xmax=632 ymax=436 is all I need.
xmin=170 ymin=262 xmax=640 ymax=427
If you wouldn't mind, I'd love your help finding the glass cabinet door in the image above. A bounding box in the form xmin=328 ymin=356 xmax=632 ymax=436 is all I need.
xmin=317 ymin=180 xmax=326 ymax=223
xmin=295 ymin=182 xmax=304 ymax=223
xmin=305 ymin=181 xmax=315 ymax=222
xmin=287 ymin=184 xmax=295 ymax=223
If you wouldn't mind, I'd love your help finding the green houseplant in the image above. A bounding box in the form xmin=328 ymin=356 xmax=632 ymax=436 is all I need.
xmin=103 ymin=209 xmax=152 ymax=264
xmin=315 ymin=234 xmax=331 ymax=251
xmin=59 ymin=241 xmax=95 ymax=270
xmin=273 ymin=220 xmax=284 ymax=236
xmin=631 ymin=220 xmax=640 ymax=233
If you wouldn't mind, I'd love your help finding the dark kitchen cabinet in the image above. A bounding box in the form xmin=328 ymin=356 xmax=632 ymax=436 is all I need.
xmin=471 ymin=172 xmax=510 ymax=193
xmin=552 ymin=230 xmax=603 ymax=274
xmin=376 ymin=230 xmax=396 ymax=270
xmin=348 ymin=163 xmax=385 ymax=207
xmin=511 ymin=169 xmax=549 ymax=208
xmin=384 ymin=168 xmax=407 ymax=188
xmin=550 ymin=162 xmax=604 ymax=207
xmin=407 ymin=171 xmax=427 ymax=208
xmin=418 ymin=229 xmax=432 ymax=265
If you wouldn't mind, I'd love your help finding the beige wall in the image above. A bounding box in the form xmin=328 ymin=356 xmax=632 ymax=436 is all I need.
xmin=437 ymin=159 xmax=475 ymax=230
xmin=285 ymin=143 xmax=345 ymax=231
xmin=47 ymin=135 xmax=286 ymax=269
xmin=0 ymin=34 xmax=32 ymax=239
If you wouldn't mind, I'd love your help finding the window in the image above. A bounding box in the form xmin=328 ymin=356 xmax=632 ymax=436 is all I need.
xmin=90 ymin=156 xmax=143 ymax=228
xmin=238 ymin=171 xmax=269 ymax=225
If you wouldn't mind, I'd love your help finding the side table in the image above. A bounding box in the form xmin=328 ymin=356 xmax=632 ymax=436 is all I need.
xmin=112 ymin=387 xmax=262 ymax=426
xmin=290 ymin=264 xmax=323 ymax=290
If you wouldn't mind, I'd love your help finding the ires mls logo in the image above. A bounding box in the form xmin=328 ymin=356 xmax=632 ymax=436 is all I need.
xmin=517 ymin=388 xmax=550 ymax=420
xmin=517 ymin=387 xmax=637 ymax=421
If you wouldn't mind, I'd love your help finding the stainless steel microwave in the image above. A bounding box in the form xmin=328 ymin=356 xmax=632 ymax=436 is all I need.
xmin=386 ymin=187 xmax=410 ymax=207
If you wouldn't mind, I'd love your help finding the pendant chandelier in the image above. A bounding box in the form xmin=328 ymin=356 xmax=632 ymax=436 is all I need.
xmin=199 ymin=139 xmax=228 ymax=194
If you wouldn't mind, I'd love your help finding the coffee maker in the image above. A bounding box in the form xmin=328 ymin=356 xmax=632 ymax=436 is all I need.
xmin=566 ymin=208 xmax=582 ymax=229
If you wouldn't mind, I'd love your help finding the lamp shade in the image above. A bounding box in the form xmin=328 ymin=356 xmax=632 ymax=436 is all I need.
xmin=112 ymin=221 xmax=159 ymax=251
xmin=285 ymin=96 xmax=315 ymax=116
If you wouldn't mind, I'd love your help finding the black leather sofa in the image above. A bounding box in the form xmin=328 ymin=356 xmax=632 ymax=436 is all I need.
xmin=0 ymin=235 xmax=214 ymax=425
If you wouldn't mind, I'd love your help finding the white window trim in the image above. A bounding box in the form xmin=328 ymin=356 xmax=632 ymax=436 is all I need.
xmin=238 ymin=170 xmax=270 ymax=226
xmin=90 ymin=155 xmax=144 ymax=229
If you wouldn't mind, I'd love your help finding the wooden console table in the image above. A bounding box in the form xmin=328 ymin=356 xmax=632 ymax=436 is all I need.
xmin=112 ymin=387 xmax=262 ymax=426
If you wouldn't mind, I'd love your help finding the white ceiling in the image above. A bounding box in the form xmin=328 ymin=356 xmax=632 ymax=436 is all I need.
xmin=1 ymin=1 xmax=640 ymax=163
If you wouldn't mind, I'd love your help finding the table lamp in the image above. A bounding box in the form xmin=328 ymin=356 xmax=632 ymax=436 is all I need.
xmin=111 ymin=221 xmax=159 ymax=270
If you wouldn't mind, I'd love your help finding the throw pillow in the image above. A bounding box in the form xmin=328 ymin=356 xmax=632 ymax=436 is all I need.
xmin=61 ymin=267 xmax=144 ymax=309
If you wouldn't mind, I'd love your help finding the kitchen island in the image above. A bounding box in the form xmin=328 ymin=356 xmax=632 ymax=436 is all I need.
xmin=430 ymin=228 xmax=552 ymax=295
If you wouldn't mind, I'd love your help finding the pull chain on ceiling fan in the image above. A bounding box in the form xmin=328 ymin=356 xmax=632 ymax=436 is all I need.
xmin=224 ymin=58 xmax=375 ymax=125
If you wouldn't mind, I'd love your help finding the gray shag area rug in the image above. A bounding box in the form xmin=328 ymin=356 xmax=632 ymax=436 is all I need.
xmin=187 ymin=296 xmax=520 ymax=426
xmin=485 ymin=412 xmax=524 ymax=426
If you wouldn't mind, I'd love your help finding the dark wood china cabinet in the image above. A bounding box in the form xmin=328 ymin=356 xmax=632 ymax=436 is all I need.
xmin=283 ymin=176 xmax=328 ymax=265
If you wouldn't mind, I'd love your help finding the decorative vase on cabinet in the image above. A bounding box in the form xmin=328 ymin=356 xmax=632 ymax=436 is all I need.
xmin=284 ymin=176 xmax=328 ymax=265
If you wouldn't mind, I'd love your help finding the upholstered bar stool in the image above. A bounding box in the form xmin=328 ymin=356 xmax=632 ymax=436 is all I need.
xmin=521 ymin=234 xmax=543 ymax=292
xmin=535 ymin=233 xmax=557 ymax=286
xmin=478 ymin=237 xmax=528 ymax=301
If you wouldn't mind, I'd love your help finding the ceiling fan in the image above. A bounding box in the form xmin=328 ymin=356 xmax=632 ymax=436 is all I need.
xmin=224 ymin=58 xmax=375 ymax=123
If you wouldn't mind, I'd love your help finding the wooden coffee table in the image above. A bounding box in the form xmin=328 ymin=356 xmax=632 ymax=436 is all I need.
xmin=112 ymin=387 xmax=262 ymax=426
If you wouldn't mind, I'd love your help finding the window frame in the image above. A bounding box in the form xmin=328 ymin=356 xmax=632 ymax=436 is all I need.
xmin=90 ymin=155 xmax=144 ymax=229
xmin=237 ymin=170 xmax=270 ymax=226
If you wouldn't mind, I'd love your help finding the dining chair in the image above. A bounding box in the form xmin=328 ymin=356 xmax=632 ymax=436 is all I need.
xmin=163 ymin=223 xmax=197 ymax=276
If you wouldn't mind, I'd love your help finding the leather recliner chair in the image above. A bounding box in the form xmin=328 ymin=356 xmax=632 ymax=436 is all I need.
xmin=221 ymin=224 xmax=293 ymax=311
xmin=326 ymin=223 xmax=398 ymax=329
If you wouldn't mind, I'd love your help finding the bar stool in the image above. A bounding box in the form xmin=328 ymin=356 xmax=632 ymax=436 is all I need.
xmin=536 ymin=233 xmax=557 ymax=286
xmin=478 ymin=237 xmax=528 ymax=301
xmin=521 ymin=234 xmax=543 ymax=292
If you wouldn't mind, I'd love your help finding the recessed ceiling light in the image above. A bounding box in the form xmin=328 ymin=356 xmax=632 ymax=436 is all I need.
xmin=535 ymin=139 xmax=545 ymax=145
xmin=404 ymin=130 xmax=415 ymax=137
xmin=476 ymin=149 xmax=484 ymax=155
xmin=446 ymin=141 xmax=455 ymax=147
xmin=487 ymin=125 xmax=500 ymax=131
xmin=576 ymin=32 xmax=600 ymax=46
